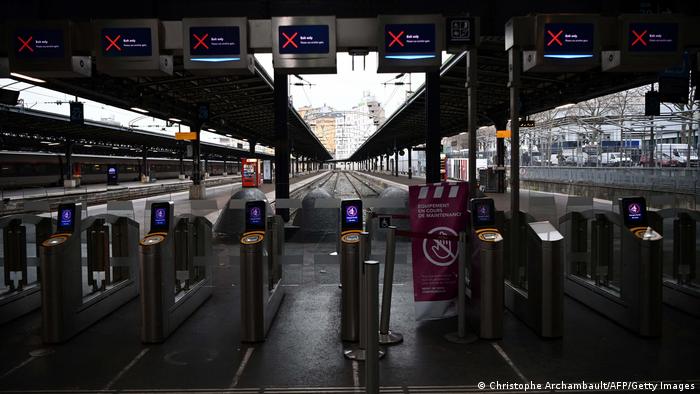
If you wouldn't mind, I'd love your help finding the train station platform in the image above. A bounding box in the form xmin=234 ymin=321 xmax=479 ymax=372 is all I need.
xmin=0 ymin=175 xmax=242 ymax=216
xmin=1 ymin=169 xmax=698 ymax=393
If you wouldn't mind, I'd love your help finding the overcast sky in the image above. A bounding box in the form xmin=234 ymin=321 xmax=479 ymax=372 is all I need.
xmin=255 ymin=52 xmax=452 ymax=115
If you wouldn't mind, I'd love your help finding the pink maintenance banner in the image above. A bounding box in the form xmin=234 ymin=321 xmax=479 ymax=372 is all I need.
xmin=409 ymin=182 xmax=469 ymax=320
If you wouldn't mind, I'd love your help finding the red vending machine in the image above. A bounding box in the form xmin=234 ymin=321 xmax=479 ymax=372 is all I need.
xmin=241 ymin=159 xmax=262 ymax=187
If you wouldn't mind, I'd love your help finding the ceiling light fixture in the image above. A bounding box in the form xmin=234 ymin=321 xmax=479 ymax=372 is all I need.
xmin=130 ymin=107 xmax=149 ymax=114
xmin=10 ymin=72 xmax=46 ymax=84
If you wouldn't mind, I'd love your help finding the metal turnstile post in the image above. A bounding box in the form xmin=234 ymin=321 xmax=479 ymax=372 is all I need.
xmin=340 ymin=234 xmax=361 ymax=342
xmin=240 ymin=236 xmax=266 ymax=342
xmin=364 ymin=260 xmax=380 ymax=394
xmin=445 ymin=231 xmax=478 ymax=344
xmin=344 ymin=232 xmax=385 ymax=360
xmin=378 ymin=226 xmax=402 ymax=345
xmin=623 ymin=227 xmax=662 ymax=337
xmin=468 ymin=230 xmax=504 ymax=339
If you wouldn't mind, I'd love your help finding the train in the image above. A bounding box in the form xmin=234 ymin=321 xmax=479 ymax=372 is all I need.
xmin=0 ymin=151 xmax=241 ymax=190
xmin=444 ymin=156 xmax=489 ymax=182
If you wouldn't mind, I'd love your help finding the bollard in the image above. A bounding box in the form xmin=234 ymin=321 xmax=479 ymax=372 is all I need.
xmin=445 ymin=231 xmax=478 ymax=344
xmin=344 ymin=233 xmax=385 ymax=360
xmin=378 ymin=226 xmax=403 ymax=345
xmin=365 ymin=260 xmax=380 ymax=394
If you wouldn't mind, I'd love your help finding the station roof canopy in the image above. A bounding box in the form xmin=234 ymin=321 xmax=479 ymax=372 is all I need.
xmin=0 ymin=104 xmax=271 ymax=160
xmin=348 ymin=37 xmax=659 ymax=161
xmin=29 ymin=59 xmax=332 ymax=161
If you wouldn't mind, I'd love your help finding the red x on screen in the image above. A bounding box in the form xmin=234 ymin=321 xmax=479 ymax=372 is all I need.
xmin=105 ymin=35 xmax=121 ymax=51
xmin=17 ymin=36 xmax=34 ymax=52
xmin=631 ymin=30 xmax=647 ymax=47
xmin=282 ymin=32 xmax=298 ymax=48
xmin=388 ymin=30 xmax=405 ymax=47
xmin=193 ymin=33 xmax=209 ymax=49
xmin=547 ymin=30 xmax=563 ymax=46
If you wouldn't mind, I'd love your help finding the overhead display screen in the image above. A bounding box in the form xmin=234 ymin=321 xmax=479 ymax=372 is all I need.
xmin=150 ymin=202 xmax=171 ymax=233
xmin=628 ymin=23 xmax=678 ymax=52
xmin=189 ymin=26 xmax=241 ymax=59
xmin=543 ymin=23 xmax=594 ymax=58
xmin=14 ymin=29 xmax=65 ymax=58
xmin=101 ymin=27 xmax=152 ymax=57
xmin=341 ymin=200 xmax=363 ymax=231
xmin=57 ymin=203 xmax=76 ymax=233
xmin=620 ymin=197 xmax=647 ymax=227
xmin=245 ymin=201 xmax=266 ymax=232
xmin=471 ymin=198 xmax=496 ymax=228
xmin=278 ymin=25 xmax=329 ymax=54
xmin=384 ymin=23 xmax=436 ymax=58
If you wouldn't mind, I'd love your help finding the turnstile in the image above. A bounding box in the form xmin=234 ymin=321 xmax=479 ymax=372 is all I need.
xmin=0 ymin=215 xmax=53 ymax=324
xmin=561 ymin=196 xmax=662 ymax=337
xmin=466 ymin=198 xmax=504 ymax=339
xmin=648 ymin=209 xmax=699 ymax=317
xmin=240 ymin=200 xmax=284 ymax=342
xmin=339 ymin=199 xmax=363 ymax=343
xmin=139 ymin=202 xmax=213 ymax=343
xmin=504 ymin=220 xmax=564 ymax=338
xmin=40 ymin=203 xmax=140 ymax=343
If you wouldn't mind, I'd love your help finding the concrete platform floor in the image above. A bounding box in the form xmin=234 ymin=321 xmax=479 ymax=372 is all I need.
xmin=1 ymin=235 xmax=699 ymax=393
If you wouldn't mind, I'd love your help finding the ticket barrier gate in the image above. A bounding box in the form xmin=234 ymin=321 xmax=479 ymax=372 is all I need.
xmin=466 ymin=198 xmax=504 ymax=339
xmin=139 ymin=202 xmax=213 ymax=343
xmin=340 ymin=199 xmax=363 ymax=343
xmin=0 ymin=215 xmax=53 ymax=324
xmin=560 ymin=197 xmax=662 ymax=336
xmin=40 ymin=203 xmax=140 ymax=343
xmin=648 ymin=209 xmax=699 ymax=317
xmin=503 ymin=216 xmax=564 ymax=338
xmin=240 ymin=200 xmax=284 ymax=342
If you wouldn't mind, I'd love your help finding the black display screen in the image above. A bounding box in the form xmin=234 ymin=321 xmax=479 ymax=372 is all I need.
xmin=189 ymin=26 xmax=241 ymax=58
xmin=620 ymin=197 xmax=647 ymax=227
xmin=101 ymin=27 xmax=152 ymax=57
xmin=543 ymin=23 xmax=594 ymax=58
xmin=278 ymin=25 xmax=329 ymax=54
xmin=628 ymin=23 xmax=678 ymax=52
xmin=150 ymin=202 xmax=171 ymax=233
xmin=245 ymin=200 xmax=266 ymax=232
xmin=470 ymin=198 xmax=495 ymax=228
xmin=384 ymin=23 xmax=436 ymax=58
xmin=341 ymin=200 xmax=363 ymax=231
xmin=14 ymin=28 xmax=65 ymax=58
xmin=57 ymin=203 xmax=76 ymax=233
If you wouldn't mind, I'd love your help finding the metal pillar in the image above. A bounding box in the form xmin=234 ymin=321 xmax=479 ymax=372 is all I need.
xmin=65 ymin=141 xmax=73 ymax=181
xmin=394 ymin=150 xmax=399 ymax=177
xmin=425 ymin=71 xmax=441 ymax=183
xmin=467 ymin=49 xmax=478 ymax=197
xmin=508 ymin=48 xmax=521 ymax=271
xmin=494 ymin=118 xmax=506 ymax=193
xmin=274 ymin=72 xmax=290 ymax=221
xmin=179 ymin=148 xmax=185 ymax=176
xmin=192 ymin=126 xmax=202 ymax=185
xmin=365 ymin=260 xmax=380 ymax=394
xmin=407 ymin=146 xmax=412 ymax=179
xmin=141 ymin=144 xmax=148 ymax=180
xmin=249 ymin=139 xmax=256 ymax=156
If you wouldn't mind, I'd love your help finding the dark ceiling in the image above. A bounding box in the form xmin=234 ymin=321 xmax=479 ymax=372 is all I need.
xmin=2 ymin=1 xmax=698 ymax=35
xmin=37 ymin=60 xmax=332 ymax=161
